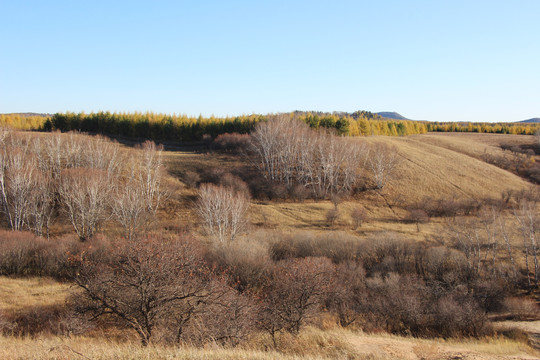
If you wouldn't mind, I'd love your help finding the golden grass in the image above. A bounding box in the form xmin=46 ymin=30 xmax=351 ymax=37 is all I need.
xmin=0 ymin=327 xmax=537 ymax=360
xmin=0 ymin=277 xmax=71 ymax=314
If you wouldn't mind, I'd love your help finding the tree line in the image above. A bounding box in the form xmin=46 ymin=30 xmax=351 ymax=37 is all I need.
xmin=3 ymin=111 xmax=538 ymax=141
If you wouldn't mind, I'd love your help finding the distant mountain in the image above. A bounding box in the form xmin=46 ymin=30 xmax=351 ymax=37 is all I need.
xmin=377 ymin=112 xmax=410 ymax=120
xmin=517 ymin=118 xmax=540 ymax=123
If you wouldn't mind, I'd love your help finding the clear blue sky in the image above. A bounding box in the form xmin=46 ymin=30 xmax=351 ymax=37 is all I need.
xmin=1 ymin=0 xmax=538 ymax=122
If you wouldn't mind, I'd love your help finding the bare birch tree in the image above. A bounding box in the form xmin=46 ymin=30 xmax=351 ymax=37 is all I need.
xmin=367 ymin=142 xmax=399 ymax=189
xmin=0 ymin=137 xmax=36 ymax=231
xmin=59 ymin=168 xmax=112 ymax=241
xmin=196 ymin=183 xmax=249 ymax=243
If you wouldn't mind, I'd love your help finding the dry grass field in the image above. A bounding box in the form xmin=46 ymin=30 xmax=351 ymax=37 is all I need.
xmin=1 ymin=132 xmax=539 ymax=359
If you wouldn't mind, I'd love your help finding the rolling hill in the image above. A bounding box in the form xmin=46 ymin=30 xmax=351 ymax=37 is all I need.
xmin=376 ymin=112 xmax=410 ymax=120
xmin=517 ymin=118 xmax=540 ymax=123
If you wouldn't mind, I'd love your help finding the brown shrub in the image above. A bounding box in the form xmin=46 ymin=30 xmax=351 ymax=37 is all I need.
xmin=257 ymin=257 xmax=335 ymax=344
xmin=327 ymin=261 xmax=366 ymax=328
xmin=503 ymin=297 xmax=540 ymax=320
xmin=350 ymin=207 xmax=368 ymax=230
xmin=325 ymin=208 xmax=340 ymax=227
xmin=432 ymin=295 xmax=492 ymax=338
xmin=186 ymin=287 xmax=258 ymax=346
xmin=206 ymin=239 xmax=272 ymax=291
xmin=0 ymin=230 xmax=87 ymax=278
xmin=182 ymin=170 xmax=200 ymax=188
xmin=213 ymin=132 xmax=250 ymax=152
xmin=405 ymin=209 xmax=429 ymax=232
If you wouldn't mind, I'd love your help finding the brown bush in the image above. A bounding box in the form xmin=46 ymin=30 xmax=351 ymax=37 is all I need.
xmin=0 ymin=230 xmax=87 ymax=278
xmin=405 ymin=209 xmax=429 ymax=232
xmin=213 ymin=132 xmax=251 ymax=152
xmin=325 ymin=208 xmax=340 ymax=227
xmin=206 ymin=238 xmax=272 ymax=291
xmin=72 ymin=235 xmax=216 ymax=346
xmin=257 ymin=257 xmax=335 ymax=344
xmin=219 ymin=173 xmax=250 ymax=197
xmin=182 ymin=170 xmax=200 ymax=188
xmin=503 ymin=297 xmax=540 ymax=320
xmin=269 ymin=231 xmax=364 ymax=263
xmin=327 ymin=261 xmax=366 ymax=327
xmin=432 ymin=295 xmax=492 ymax=338
xmin=350 ymin=207 xmax=368 ymax=230
xmin=186 ymin=287 xmax=258 ymax=346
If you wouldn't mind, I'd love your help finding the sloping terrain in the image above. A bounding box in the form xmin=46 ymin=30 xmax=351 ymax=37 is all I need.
xmin=164 ymin=133 xmax=534 ymax=237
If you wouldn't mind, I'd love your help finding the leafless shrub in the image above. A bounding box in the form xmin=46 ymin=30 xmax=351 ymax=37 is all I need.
xmin=206 ymin=238 xmax=272 ymax=291
xmin=73 ymin=235 xmax=215 ymax=346
xmin=350 ymin=207 xmax=368 ymax=230
xmin=257 ymin=257 xmax=335 ymax=345
xmin=325 ymin=208 xmax=340 ymax=227
xmin=187 ymin=288 xmax=257 ymax=346
xmin=503 ymin=297 xmax=540 ymax=320
xmin=213 ymin=132 xmax=250 ymax=152
xmin=327 ymin=261 xmax=366 ymax=327
xmin=270 ymin=231 xmax=363 ymax=263
xmin=6 ymin=303 xmax=68 ymax=336
xmin=406 ymin=209 xmax=430 ymax=232
xmin=182 ymin=170 xmax=200 ymax=188
xmin=422 ymin=246 xmax=471 ymax=287
xmin=513 ymin=196 xmax=539 ymax=288
xmin=196 ymin=183 xmax=250 ymax=243
xmin=219 ymin=172 xmax=250 ymax=197
xmin=432 ymin=295 xmax=492 ymax=338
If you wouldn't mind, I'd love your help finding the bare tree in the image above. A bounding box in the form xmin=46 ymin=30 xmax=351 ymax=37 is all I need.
xmin=367 ymin=142 xmax=399 ymax=189
xmin=111 ymin=142 xmax=164 ymax=240
xmin=0 ymin=138 xmax=36 ymax=231
xmin=196 ymin=183 xmax=250 ymax=243
xmin=26 ymin=171 xmax=55 ymax=238
xmin=136 ymin=141 xmax=164 ymax=216
xmin=73 ymin=236 xmax=215 ymax=346
xmin=351 ymin=207 xmax=368 ymax=230
xmin=249 ymin=117 xmax=368 ymax=198
xmin=58 ymin=168 xmax=112 ymax=241
xmin=257 ymin=257 xmax=334 ymax=345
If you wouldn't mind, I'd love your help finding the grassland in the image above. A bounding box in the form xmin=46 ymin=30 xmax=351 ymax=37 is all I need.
xmin=1 ymin=131 xmax=539 ymax=359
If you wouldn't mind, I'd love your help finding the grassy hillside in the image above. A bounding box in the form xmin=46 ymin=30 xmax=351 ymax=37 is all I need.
xmin=164 ymin=132 xmax=533 ymax=238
